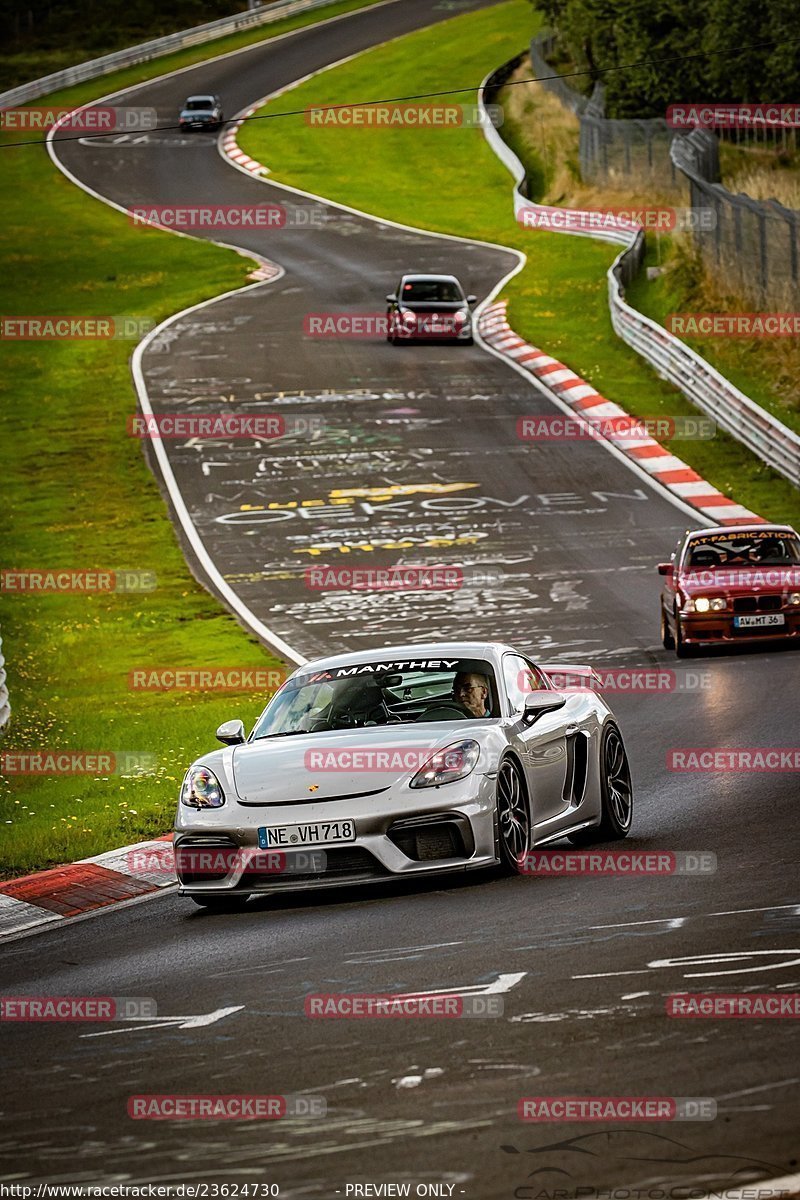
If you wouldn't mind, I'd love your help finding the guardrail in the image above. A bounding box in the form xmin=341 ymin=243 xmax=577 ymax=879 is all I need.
xmin=0 ymin=628 xmax=9 ymax=732
xmin=0 ymin=0 xmax=358 ymax=108
xmin=479 ymin=61 xmax=800 ymax=490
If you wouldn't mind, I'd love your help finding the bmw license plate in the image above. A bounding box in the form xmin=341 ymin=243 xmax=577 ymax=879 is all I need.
xmin=258 ymin=820 xmax=356 ymax=849
xmin=733 ymin=613 xmax=785 ymax=628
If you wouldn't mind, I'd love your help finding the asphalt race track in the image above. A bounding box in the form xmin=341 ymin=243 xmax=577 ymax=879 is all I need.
xmin=2 ymin=1 xmax=798 ymax=1194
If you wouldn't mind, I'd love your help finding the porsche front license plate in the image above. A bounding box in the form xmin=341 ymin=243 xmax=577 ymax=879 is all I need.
xmin=733 ymin=613 xmax=785 ymax=628
xmin=258 ymin=820 xmax=356 ymax=849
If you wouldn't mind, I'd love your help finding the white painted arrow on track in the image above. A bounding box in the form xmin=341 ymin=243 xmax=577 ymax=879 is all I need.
xmin=391 ymin=972 xmax=527 ymax=999
xmin=81 ymin=1005 xmax=244 ymax=1037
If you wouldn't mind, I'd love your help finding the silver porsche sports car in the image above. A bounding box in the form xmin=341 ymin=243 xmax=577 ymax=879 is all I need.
xmin=174 ymin=641 xmax=633 ymax=910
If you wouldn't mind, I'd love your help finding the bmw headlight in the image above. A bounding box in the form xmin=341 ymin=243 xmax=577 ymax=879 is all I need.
xmin=409 ymin=739 xmax=480 ymax=789
xmin=690 ymin=596 xmax=726 ymax=613
xmin=181 ymin=765 xmax=225 ymax=809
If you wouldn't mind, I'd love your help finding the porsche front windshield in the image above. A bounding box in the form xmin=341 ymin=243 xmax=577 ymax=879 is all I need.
xmin=251 ymin=658 xmax=498 ymax=738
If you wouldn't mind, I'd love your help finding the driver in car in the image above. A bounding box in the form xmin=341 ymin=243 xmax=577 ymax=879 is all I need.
xmin=453 ymin=672 xmax=491 ymax=718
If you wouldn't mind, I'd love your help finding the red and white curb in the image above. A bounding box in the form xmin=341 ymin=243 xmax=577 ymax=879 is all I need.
xmin=479 ymin=301 xmax=765 ymax=528
xmin=221 ymin=108 xmax=268 ymax=177
xmin=0 ymin=835 xmax=175 ymax=939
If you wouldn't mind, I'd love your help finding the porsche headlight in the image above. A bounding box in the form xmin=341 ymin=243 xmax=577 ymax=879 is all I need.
xmin=181 ymin=765 xmax=225 ymax=809
xmin=409 ymin=739 xmax=480 ymax=789
xmin=788 ymin=592 xmax=800 ymax=606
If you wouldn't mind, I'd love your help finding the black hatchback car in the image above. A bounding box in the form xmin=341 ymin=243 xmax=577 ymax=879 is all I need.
xmin=386 ymin=273 xmax=476 ymax=344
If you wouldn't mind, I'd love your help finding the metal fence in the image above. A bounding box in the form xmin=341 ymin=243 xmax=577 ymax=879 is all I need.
xmin=528 ymin=34 xmax=800 ymax=324
xmin=0 ymin=629 xmax=9 ymax=732
xmin=672 ymin=129 xmax=800 ymax=308
xmin=0 ymin=0 xmax=356 ymax=107
xmin=480 ymin=62 xmax=800 ymax=489
xmin=529 ymin=36 xmax=685 ymax=192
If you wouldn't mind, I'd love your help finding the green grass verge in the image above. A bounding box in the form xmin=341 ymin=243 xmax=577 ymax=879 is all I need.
xmin=626 ymin=240 xmax=800 ymax=437
xmin=239 ymin=0 xmax=800 ymax=528
xmin=0 ymin=0 xmax=393 ymax=878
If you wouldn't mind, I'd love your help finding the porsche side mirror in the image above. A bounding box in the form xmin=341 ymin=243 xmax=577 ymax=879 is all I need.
xmin=385 ymin=294 xmax=397 ymax=304
xmin=466 ymin=294 xmax=477 ymax=305
xmin=216 ymin=719 xmax=245 ymax=745
xmin=657 ymin=562 xmax=673 ymax=576
xmin=521 ymin=692 xmax=567 ymax=725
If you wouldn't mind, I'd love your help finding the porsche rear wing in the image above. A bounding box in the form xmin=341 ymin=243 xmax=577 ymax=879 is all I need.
xmin=539 ymin=663 xmax=604 ymax=692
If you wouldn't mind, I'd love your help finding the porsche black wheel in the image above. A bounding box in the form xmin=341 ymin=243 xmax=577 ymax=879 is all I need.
xmin=568 ymin=724 xmax=633 ymax=844
xmin=496 ymin=757 xmax=531 ymax=874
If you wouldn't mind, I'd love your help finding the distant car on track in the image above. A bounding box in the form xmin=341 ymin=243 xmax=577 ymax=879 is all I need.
xmin=658 ymin=523 xmax=800 ymax=656
xmin=179 ymin=94 xmax=224 ymax=131
xmin=386 ymin=273 xmax=476 ymax=344
xmin=175 ymin=641 xmax=633 ymax=910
